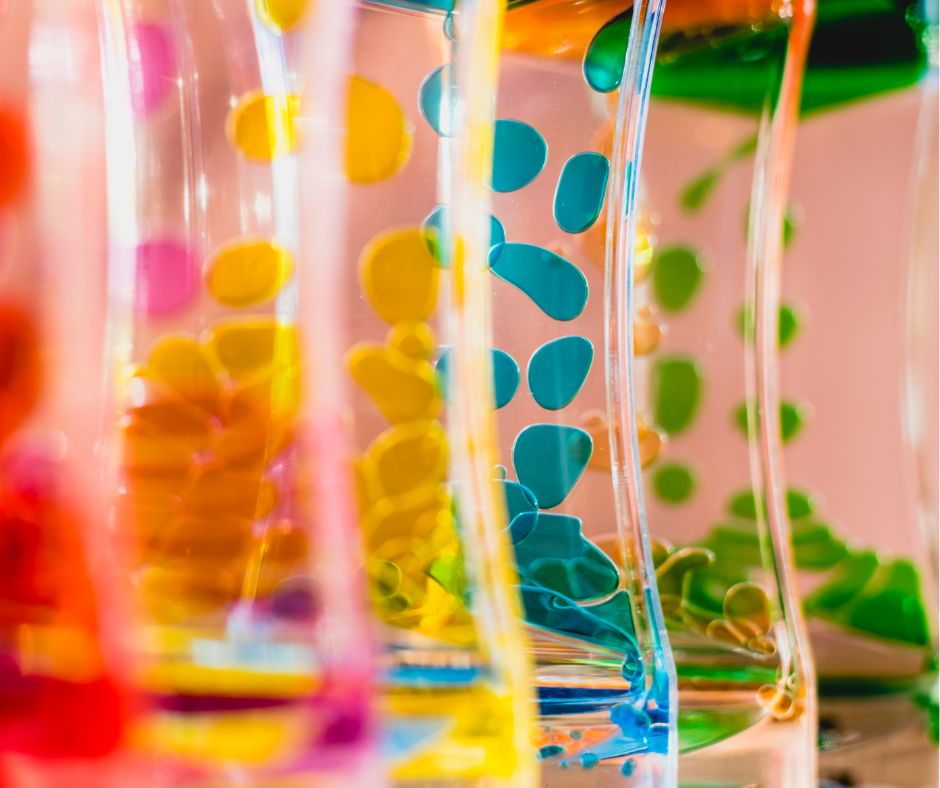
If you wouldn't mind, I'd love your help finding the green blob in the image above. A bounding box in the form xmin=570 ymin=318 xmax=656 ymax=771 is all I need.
xmin=726 ymin=488 xmax=816 ymax=520
xmin=782 ymin=204 xmax=801 ymax=248
xmin=653 ymin=246 xmax=705 ymax=312
xmin=779 ymin=304 xmax=802 ymax=348
xmin=734 ymin=303 xmax=804 ymax=349
xmin=791 ymin=522 xmax=848 ymax=570
xmin=681 ymin=170 xmax=721 ymax=213
xmin=805 ymin=550 xmax=879 ymax=613
xmin=582 ymin=7 xmax=633 ymax=93
xmin=780 ymin=401 xmax=805 ymax=442
xmin=733 ymin=400 xmax=807 ymax=442
xmin=652 ymin=355 xmax=703 ymax=434
xmin=426 ymin=553 xmax=467 ymax=600
xmin=654 ymin=463 xmax=696 ymax=504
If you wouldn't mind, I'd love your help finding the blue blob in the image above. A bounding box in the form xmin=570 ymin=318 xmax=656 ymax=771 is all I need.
xmin=436 ymin=346 xmax=518 ymax=409
xmin=418 ymin=63 xmax=455 ymax=136
xmin=488 ymin=119 xmax=547 ymax=193
xmin=488 ymin=244 xmax=588 ymax=321
xmin=528 ymin=335 xmax=594 ymax=410
xmin=495 ymin=479 xmax=538 ymax=527
xmin=539 ymin=745 xmax=564 ymax=759
xmin=512 ymin=513 xmax=619 ymax=601
xmin=611 ymin=703 xmax=651 ymax=742
xmin=581 ymin=752 xmax=599 ymax=769
xmin=491 ymin=348 xmax=520 ymax=409
xmin=422 ymin=205 xmax=505 ymax=266
xmin=647 ymin=723 xmax=670 ymax=754
xmin=622 ymin=758 xmax=636 ymax=776
xmin=554 ymin=152 xmax=610 ymax=234
xmin=512 ymin=423 xmax=593 ymax=508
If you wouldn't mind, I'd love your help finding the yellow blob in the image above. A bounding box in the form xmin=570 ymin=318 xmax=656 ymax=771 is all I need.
xmin=360 ymin=229 xmax=438 ymax=323
xmin=390 ymin=688 xmax=517 ymax=779
xmin=208 ymin=718 xmax=285 ymax=762
xmin=121 ymin=420 xmax=197 ymax=472
xmin=148 ymin=337 xmax=221 ymax=410
xmin=348 ymin=344 xmax=440 ymax=424
xmin=181 ymin=463 xmax=266 ymax=521
xmin=388 ymin=321 xmax=435 ymax=360
xmin=364 ymin=490 xmax=450 ymax=552
xmin=142 ymin=561 xmax=238 ymax=622
xmin=368 ymin=421 xmax=448 ymax=498
xmin=206 ymin=240 xmax=293 ymax=308
xmin=228 ymin=92 xmax=299 ymax=160
xmin=346 ymin=76 xmax=411 ymax=183
xmin=255 ymin=0 xmax=306 ymax=32
xmin=206 ymin=319 xmax=278 ymax=381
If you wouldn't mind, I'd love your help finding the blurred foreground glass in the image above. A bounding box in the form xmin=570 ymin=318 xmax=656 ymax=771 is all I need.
xmin=98 ymin=0 xmax=377 ymax=783
xmin=0 ymin=0 xmax=123 ymax=778
xmin=298 ymin=0 xmax=536 ymax=783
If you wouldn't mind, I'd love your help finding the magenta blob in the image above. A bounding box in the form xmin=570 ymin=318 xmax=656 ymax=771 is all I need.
xmin=135 ymin=239 xmax=195 ymax=316
xmin=127 ymin=23 xmax=176 ymax=116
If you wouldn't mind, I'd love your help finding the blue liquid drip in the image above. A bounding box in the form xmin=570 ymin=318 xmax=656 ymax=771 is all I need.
xmin=422 ymin=205 xmax=505 ymax=266
xmin=418 ymin=63 xmax=454 ymax=137
xmin=488 ymin=244 xmax=588 ymax=321
xmin=435 ymin=346 xmax=518 ymax=409
xmin=487 ymin=119 xmax=547 ymax=193
xmin=512 ymin=423 xmax=592 ymax=508
xmin=554 ymin=152 xmax=610 ymax=233
xmin=511 ymin=513 xmax=619 ymax=601
xmin=582 ymin=7 xmax=634 ymax=93
xmin=527 ymin=335 xmax=594 ymax=410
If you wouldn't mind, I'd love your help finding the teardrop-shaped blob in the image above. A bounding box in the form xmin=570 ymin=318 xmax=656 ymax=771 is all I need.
xmin=360 ymin=229 xmax=438 ymax=324
xmin=127 ymin=23 xmax=176 ymax=116
xmin=421 ymin=205 xmax=505 ymax=266
xmin=527 ymin=335 xmax=593 ymax=411
xmin=554 ymin=152 xmax=609 ymax=234
xmin=582 ymin=8 xmax=633 ymax=93
xmin=512 ymin=424 xmax=593 ymax=509
xmin=435 ymin=346 xmax=519 ymax=409
xmin=228 ymin=92 xmax=300 ymax=160
xmin=488 ymin=243 xmax=588 ymax=321
xmin=418 ymin=63 xmax=455 ymax=136
xmin=206 ymin=239 xmax=293 ymax=307
xmin=487 ymin=119 xmax=547 ymax=193
xmin=346 ymin=76 xmax=411 ymax=184
xmin=651 ymin=355 xmax=702 ymax=434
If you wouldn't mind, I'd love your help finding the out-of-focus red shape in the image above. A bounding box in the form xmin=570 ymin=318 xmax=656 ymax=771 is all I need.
xmin=0 ymin=305 xmax=40 ymax=445
xmin=0 ymin=110 xmax=27 ymax=206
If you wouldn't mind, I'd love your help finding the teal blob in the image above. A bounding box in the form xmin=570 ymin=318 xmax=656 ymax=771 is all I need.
xmin=512 ymin=512 xmax=618 ymax=603
xmin=421 ymin=205 xmax=505 ymax=266
xmin=491 ymin=348 xmax=520 ymax=409
xmin=508 ymin=511 xmax=539 ymax=544
xmin=582 ymin=590 xmax=636 ymax=639
xmin=519 ymin=585 xmax=638 ymax=653
xmin=435 ymin=346 xmax=518 ymax=409
xmin=553 ymin=152 xmax=610 ymax=234
xmin=582 ymin=7 xmax=633 ymax=93
xmin=495 ymin=479 xmax=538 ymax=527
xmin=487 ymin=119 xmax=547 ymax=193
xmin=527 ymin=335 xmax=594 ymax=411
xmin=488 ymin=243 xmax=588 ymax=321
xmin=652 ymin=355 xmax=703 ymax=434
xmin=512 ymin=424 xmax=593 ymax=509
xmin=418 ymin=63 xmax=454 ymax=137
xmin=540 ymin=745 xmax=564 ymax=759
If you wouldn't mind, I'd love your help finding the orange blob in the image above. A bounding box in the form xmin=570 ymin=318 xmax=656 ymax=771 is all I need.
xmin=0 ymin=109 xmax=27 ymax=205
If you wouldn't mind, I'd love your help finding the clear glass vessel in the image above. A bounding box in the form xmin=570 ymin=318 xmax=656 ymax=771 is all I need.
xmin=298 ymin=0 xmax=536 ymax=782
xmin=98 ymin=0 xmax=377 ymax=783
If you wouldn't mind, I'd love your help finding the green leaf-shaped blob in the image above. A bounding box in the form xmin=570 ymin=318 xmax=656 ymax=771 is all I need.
xmin=582 ymin=7 xmax=633 ymax=93
xmin=652 ymin=355 xmax=703 ymax=434
xmin=653 ymin=246 xmax=705 ymax=312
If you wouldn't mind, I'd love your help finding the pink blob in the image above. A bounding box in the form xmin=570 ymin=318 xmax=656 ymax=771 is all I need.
xmin=135 ymin=239 xmax=195 ymax=316
xmin=127 ymin=23 xmax=175 ymax=117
